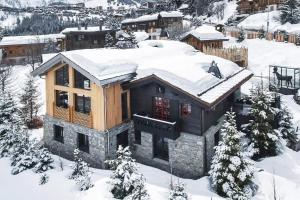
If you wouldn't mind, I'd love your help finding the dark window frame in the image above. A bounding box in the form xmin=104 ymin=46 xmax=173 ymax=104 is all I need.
xmin=53 ymin=125 xmax=64 ymax=143
xmin=55 ymin=90 xmax=69 ymax=108
xmin=153 ymin=134 xmax=169 ymax=161
xmin=74 ymin=94 xmax=91 ymax=114
xmin=180 ymin=103 xmax=192 ymax=117
xmin=55 ymin=65 xmax=69 ymax=86
xmin=153 ymin=97 xmax=170 ymax=121
xmin=77 ymin=133 xmax=89 ymax=153
xmin=74 ymin=69 xmax=91 ymax=90
xmin=134 ymin=129 xmax=141 ymax=145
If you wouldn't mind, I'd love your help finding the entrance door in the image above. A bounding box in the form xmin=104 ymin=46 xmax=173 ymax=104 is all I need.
xmin=117 ymin=131 xmax=129 ymax=149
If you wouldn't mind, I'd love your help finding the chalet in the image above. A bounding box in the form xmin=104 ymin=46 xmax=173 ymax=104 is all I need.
xmin=121 ymin=11 xmax=183 ymax=40
xmin=0 ymin=34 xmax=65 ymax=65
xmin=32 ymin=40 xmax=253 ymax=179
xmin=61 ymin=26 xmax=116 ymax=51
xmin=237 ymin=0 xmax=285 ymax=14
xmin=181 ymin=25 xmax=229 ymax=52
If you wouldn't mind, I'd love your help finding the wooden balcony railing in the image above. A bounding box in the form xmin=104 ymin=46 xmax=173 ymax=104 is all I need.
xmin=133 ymin=114 xmax=181 ymax=140
xmin=53 ymin=103 xmax=93 ymax=128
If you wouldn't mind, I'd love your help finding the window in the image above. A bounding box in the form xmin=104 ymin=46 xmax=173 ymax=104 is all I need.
xmin=181 ymin=103 xmax=191 ymax=117
xmin=54 ymin=125 xmax=64 ymax=143
xmin=78 ymin=34 xmax=85 ymax=41
xmin=156 ymin=85 xmax=165 ymax=94
xmin=93 ymin=40 xmax=98 ymax=44
xmin=78 ymin=133 xmax=89 ymax=153
xmin=153 ymin=134 xmax=169 ymax=161
xmin=153 ymin=97 xmax=170 ymax=121
xmin=121 ymin=92 xmax=129 ymax=121
xmin=75 ymin=94 xmax=91 ymax=114
xmin=117 ymin=131 xmax=129 ymax=149
xmin=55 ymin=65 xmax=69 ymax=86
xmin=56 ymin=90 xmax=69 ymax=108
xmin=134 ymin=130 xmax=141 ymax=145
xmin=74 ymin=70 xmax=91 ymax=90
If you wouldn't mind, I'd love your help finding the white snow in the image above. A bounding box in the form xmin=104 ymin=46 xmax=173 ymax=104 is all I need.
xmin=0 ymin=34 xmax=65 ymax=46
xmin=122 ymin=11 xmax=183 ymax=24
xmin=205 ymin=0 xmax=238 ymax=24
xmin=61 ymin=26 xmax=110 ymax=34
xmin=238 ymin=11 xmax=300 ymax=34
xmin=184 ymin=25 xmax=228 ymax=41
xmin=38 ymin=40 xmax=250 ymax=105
xmin=134 ymin=31 xmax=149 ymax=42
xmin=0 ymin=11 xmax=31 ymax=28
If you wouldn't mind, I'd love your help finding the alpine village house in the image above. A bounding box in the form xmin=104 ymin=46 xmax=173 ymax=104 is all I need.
xmin=32 ymin=40 xmax=253 ymax=179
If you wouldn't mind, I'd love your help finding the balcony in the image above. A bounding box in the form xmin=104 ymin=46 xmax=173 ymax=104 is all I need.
xmin=133 ymin=114 xmax=181 ymax=140
xmin=53 ymin=103 xmax=93 ymax=128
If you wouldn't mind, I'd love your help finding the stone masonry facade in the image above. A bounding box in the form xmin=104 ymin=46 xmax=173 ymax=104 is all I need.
xmin=43 ymin=115 xmax=134 ymax=169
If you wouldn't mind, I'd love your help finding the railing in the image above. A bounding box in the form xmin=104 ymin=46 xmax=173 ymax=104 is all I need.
xmin=133 ymin=114 xmax=181 ymax=140
xmin=53 ymin=103 xmax=93 ymax=128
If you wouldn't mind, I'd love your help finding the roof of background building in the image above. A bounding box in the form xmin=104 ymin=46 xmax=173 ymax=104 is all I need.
xmin=122 ymin=11 xmax=183 ymax=24
xmin=0 ymin=34 xmax=65 ymax=46
xmin=182 ymin=25 xmax=228 ymax=41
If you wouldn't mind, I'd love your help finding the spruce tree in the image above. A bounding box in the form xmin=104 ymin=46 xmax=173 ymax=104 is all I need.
xmin=34 ymin=147 xmax=54 ymax=173
xmin=69 ymin=148 xmax=88 ymax=179
xmin=209 ymin=111 xmax=255 ymax=200
xmin=246 ymin=83 xmax=282 ymax=159
xmin=104 ymin=33 xmax=115 ymax=48
xmin=19 ymin=74 xmax=41 ymax=129
xmin=106 ymin=146 xmax=149 ymax=199
xmin=168 ymin=180 xmax=189 ymax=200
xmin=280 ymin=0 xmax=300 ymax=24
xmin=278 ymin=107 xmax=299 ymax=149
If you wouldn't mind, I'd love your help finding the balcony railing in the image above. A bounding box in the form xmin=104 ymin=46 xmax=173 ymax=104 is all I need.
xmin=53 ymin=103 xmax=93 ymax=128
xmin=133 ymin=114 xmax=181 ymax=140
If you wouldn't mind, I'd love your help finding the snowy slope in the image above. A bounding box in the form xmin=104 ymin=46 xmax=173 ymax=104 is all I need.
xmin=238 ymin=11 xmax=300 ymax=34
xmin=205 ymin=0 xmax=238 ymax=24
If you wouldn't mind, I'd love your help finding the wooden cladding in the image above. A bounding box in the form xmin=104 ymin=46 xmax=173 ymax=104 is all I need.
xmin=53 ymin=103 xmax=93 ymax=128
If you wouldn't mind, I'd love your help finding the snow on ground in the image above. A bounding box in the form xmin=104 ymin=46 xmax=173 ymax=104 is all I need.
xmin=238 ymin=11 xmax=300 ymax=34
xmin=0 ymin=11 xmax=31 ymax=28
xmin=205 ymin=0 xmax=238 ymax=24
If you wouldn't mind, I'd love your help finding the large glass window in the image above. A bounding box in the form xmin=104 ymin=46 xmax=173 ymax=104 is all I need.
xmin=180 ymin=103 xmax=191 ymax=117
xmin=78 ymin=133 xmax=89 ymax=153
xmin=53 ymin=125 xmax=64 ymax=143
xmin=74 ymin=70 xmax=91 ymax=90
xmin=75 ymin=94 xmax=91 ymax=114
xmin=55 ymin=65 xmax=69 ymax=86
xmin=153 ymin=134 xmax=169 ymax=161
xmin=56 ymin=90 xmax=69 ymax=108
xmin=121 ymin=92 xmax=128 ymax=121
xmin=153 ymin=97 xmax=170 ymax=121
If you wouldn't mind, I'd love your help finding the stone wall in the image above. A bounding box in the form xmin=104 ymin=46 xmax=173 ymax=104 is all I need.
xmin=43 ymin=115 xmax=134 ymax=168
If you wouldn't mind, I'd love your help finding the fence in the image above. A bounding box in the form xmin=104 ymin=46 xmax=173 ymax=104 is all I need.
xmin=203 ymin=46 xmax=248 ymax=67
xmin=226 ymin=29 xmax=300 ymax=45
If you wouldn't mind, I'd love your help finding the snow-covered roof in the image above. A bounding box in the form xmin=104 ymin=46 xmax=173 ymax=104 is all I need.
xmin=182 ymin=25 xmax=228 ymax=41
xmin=134 ymin=31 xmax=149 ymax=42
xmin=0 ymin=34 xmax=65 ymax=46
xmin=61 ymin=26 xmax=111 ymax=34
xmin=122 ymin=11 xmax=183 ymax=24
xmin=33 ymin=40 xmax=252 ymax=107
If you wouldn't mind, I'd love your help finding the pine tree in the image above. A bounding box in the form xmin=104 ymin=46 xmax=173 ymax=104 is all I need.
xmin=246 ymin=83 xmax=282 ymax=159
xmin=278 ymin=106 xmax=299 ymax=149
xmin=128 ymin=30 xmax=138 ymax=48
xmin=34 ymin=147 xmax=54 ymax=173
xmin=104 ymin=16 xmax=121 ymax=30
xmin=104 ymin=33 xmax=115 ymax=48
xmin=19 ymin=74 xmax=42 ymax=129
xmin=106 ymin=146 xmax=149 ymax=199
xmin=69 ymin=149 xmax=94 ymax=191
xmin=209 ymin=111 xmax=255 ymax=200
xmin=237 ymin=29 xmax=245 ymax=43
xmin=39 ymin=173 xmax=49 ymax=185
xmin=168 ymin=180 xmax=189 ymax=200
xmin=280 ymin=0 xmax=300 ymax=24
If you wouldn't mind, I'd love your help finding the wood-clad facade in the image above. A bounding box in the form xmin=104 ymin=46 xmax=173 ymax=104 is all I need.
xmin=237 ymin=0 xmax=285 ymax=14
xmin=181 ymin=34 xmax=226 ymax=52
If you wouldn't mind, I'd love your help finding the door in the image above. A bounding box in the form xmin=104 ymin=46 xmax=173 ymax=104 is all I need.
xmin=117 ymin=131 xmax=129 ymax=149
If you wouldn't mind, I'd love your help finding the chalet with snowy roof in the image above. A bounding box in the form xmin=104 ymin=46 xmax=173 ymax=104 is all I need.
xmin=0 ymin=34 xmax=65 ymax=65
xmin=181 ymin=25 xmax=229 ymax=52
xmin=121 ymin=11 xmax=183 ymax=40
xmin=61 ymin=26 xmax=116 ymax=51
xmin=32 ymin=40 xmax=253 ymax=179
xmin=237 ymin=0 xmax=284 ymax=14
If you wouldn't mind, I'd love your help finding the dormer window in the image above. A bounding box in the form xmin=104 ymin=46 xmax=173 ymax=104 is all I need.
xmin=55 ymin=65 xmax=69 ymax=86
xmin=74 ymin=70 xmax=91 ymax=90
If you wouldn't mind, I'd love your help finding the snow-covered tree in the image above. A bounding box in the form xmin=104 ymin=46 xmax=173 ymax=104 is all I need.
xmin=278 ymin=106 xmax=299 ymax=149
xmin=19 ymin=74 xmax=42 ymax=129
xmin=280 ymin=0 xmax=300 ymax=24
xmin=106 ymin=146 xmax=149 ymax=199
xmin=104 ymin=16 xmax=121 ymax=30
xmin=39 ymin=173 xmax=49 ymax=185
xmin=115 ymin=30 xmax=138 ymax=49
xmin=237 ymin=29 xmax=245 ymax=43
xmin=246 ymin=83 xmax=282 ymax=159
xmin=168 ymin=180 xmax=189 ymax=200
xmin=34 ymin=147 xmax=54 ymax=173
xmin=209 ymin=111 xmax=255 ymax=200
xmin=69 ymin=149 xmax=94 ymax=191
xmin=104 ymin=33 xmax=115 ymax=48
